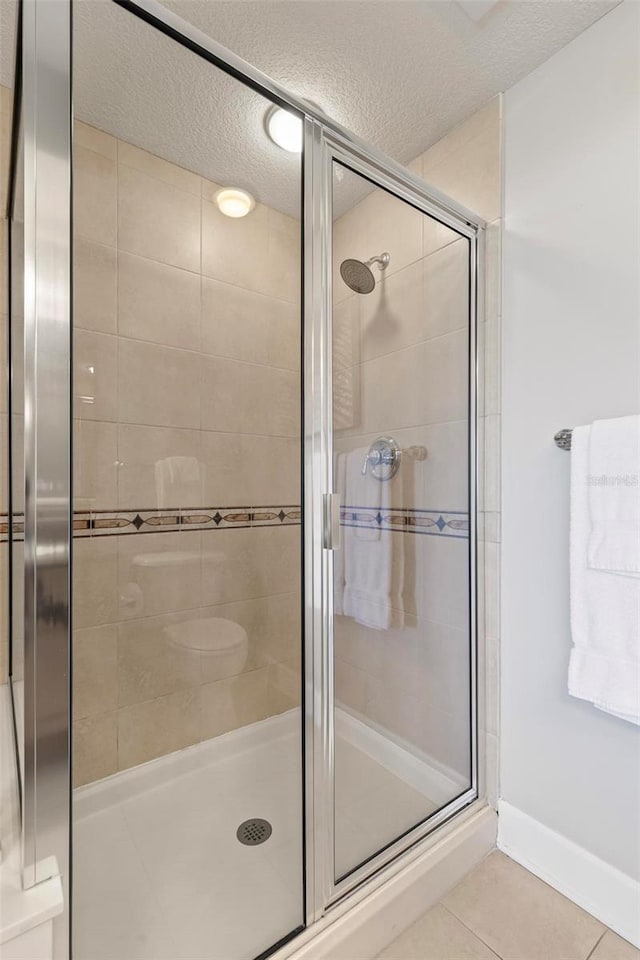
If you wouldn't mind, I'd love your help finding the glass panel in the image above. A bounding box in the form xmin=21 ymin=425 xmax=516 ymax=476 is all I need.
xmin=72 ymin=5 xmax=304 ymax=958
xmin=332 ymin=161 xmax=472 ymax=880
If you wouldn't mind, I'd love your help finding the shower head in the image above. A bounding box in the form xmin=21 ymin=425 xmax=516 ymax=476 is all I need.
xmin=339 ymin=252 xmax=390 ymax=294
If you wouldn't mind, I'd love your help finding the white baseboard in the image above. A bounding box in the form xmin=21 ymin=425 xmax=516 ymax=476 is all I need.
xmin=498 ymin=801 xmax=640 ymax=948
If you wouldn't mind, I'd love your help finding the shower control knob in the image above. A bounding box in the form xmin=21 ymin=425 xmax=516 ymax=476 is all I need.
xmin=361 ymin=437 xmax=401 ymax=480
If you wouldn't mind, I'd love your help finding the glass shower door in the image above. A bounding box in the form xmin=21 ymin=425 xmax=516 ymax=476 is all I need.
xmin=71 ymin=5 xmax=304 ymax=959
xmin=329 ymin=158 xmax=475 ymax=885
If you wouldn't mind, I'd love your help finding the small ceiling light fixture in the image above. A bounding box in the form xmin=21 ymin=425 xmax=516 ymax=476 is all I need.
xmin=214 ymin=187 xmax=255 ymax=218
xmin=265 ymin=105 xmax=303 ymax=154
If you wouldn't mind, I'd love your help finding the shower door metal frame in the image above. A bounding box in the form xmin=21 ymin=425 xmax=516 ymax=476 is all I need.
xmin=8 ymin=0 xmax=72 ymax=953
xmin=10 ymin=0 xmax=487 ymax=952
xmin=305 ymin=123 xmax=484 ymax=913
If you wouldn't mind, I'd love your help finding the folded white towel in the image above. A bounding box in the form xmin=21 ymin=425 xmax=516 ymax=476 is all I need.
xmin=339 ymin=447 xmax=404 ymax=631
xmin=587 ymin=415 xmax=640 ymax=577
xmin=568 ymin=424 xmax=640 ymax=724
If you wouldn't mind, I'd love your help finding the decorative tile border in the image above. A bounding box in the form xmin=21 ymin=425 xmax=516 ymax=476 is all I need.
xmin=0 ymin=506 xmax=302 ymax=542
xmin=1 ymin=506 xmax=465 ymax=541
xmin=340 ymin=505 xmax=469 ymax=539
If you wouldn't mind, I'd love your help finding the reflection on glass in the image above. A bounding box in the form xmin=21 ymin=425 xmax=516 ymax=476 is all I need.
xmin=72 ymin=4 xmax=303 ymax=958
xmin=332 ymin=162 xmax=472 ymax=880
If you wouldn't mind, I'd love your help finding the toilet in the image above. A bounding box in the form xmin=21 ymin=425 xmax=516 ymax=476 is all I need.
xmin=164 ymin=617 xmax=249 ymax=681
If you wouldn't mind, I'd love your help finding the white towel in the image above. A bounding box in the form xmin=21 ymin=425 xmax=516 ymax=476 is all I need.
xmin=333 ymin=452 xmax=347 ymax=616
xmin=587 ymin=415 xmax=640 ymax=577
xmin=568 ymin=424 xmax=640 ymax=724
xmin=339 ymin=447 xmax=404 ymax=630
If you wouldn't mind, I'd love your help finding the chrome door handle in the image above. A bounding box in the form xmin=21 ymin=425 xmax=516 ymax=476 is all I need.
xmin=323 ymin=493 xmax=341 ymax=550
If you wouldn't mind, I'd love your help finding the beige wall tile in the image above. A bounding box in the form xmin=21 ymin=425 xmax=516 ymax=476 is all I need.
xmin=74 ymin=145 xmax=117 ymax=246
xmin=118 ymin=338 xmax=200 ymax=429
xmin=485 ymin=219 xmax=502 ymax=323
xmin=118 ymin=611 xmax=202 ymax=706
xmin=117 ymin=423 xmax=202 ymax=509
xmin=359 ymin=260 xmax=423 ymax=363
xmin=117 ymin=531 xmax=202 ymax=621
xmin=118 ymin=164 xmax=200 ymax=272
xmin=73 ymin=330 xmax=118 ymax=422
xmin=74 ymin=121 xmax=117 ymax=160
xmin=201 ymin=355 xmax=299 ymax=437
xmin=74 ymin=419 xmax=118 ymax=511
xmin=267 ymin=659 xmax=301 ymax=715
xmin=423 ymin=239 xmax=470 ymax=339
xmin=73 ymin=711 xmax=118 ymax=787
xmin=335 ymin=657 xmax=367 ymax=714
xmin=420 ymin=97 xmax=501 ymax=174
xmin=0 ymin=414 xmax=7 ymax=514
xmin=423 ymin=214 xmax=461 ymax=260
xmin=333 ymin=179 xmax=423 ymax=293
xmin=404 ymin=533 xmax=470 ymax=630
xmin=346 ymin=329 xmax=468 ymax=437
xmin=443 ymin=852 xmax=605 ymax=960
xmin=118 ymin=252 xmax=201 ymax=351
xmin=200 ymin=667 xmax=269 ymax=740
xmin=201 ymin=277 xmax=299 ymax=371
xmin=202 ymin=200 xmax=300 ymax=302
xmin=199 ymin=431 xmax=300 ymax=506
xmin=200 ymin=526 xmax=300 ymax=607
xmin=361 ymin=184 xmax=424 ymax=279
xmin=118 ymin=690 xmax=200 ymax=770
xmin=0 ymin=94 xmax=12 ymax=214
xmin=73 ymin=536 xmax=118 ymax=629
xmin=118 ymin=141 xmax=201 ymax=195
xmin=375 ymin=618 xmax=470 ymax=718
xmin=423 ymin=124 xmax=502 ymax=223
xmin=478 ymin=414 xmax=500 ymax=513
xmin=74 ymin=239 xmax=117 ymax=335
xmin=73 ymin=624 xmax=118 ymax=720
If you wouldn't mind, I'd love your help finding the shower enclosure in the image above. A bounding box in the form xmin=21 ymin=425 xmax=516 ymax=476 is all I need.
xmin=5 ymin=0 xmax=485 ymax=957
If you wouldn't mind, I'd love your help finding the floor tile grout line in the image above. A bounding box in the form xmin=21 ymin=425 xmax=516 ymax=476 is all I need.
xmin=439 ymin=879 xmax=611 ymax=960
xmin=585 ymin=929 xmax=608 ymax=960
xmin=438 ymin=900 xmax=503 ymax=958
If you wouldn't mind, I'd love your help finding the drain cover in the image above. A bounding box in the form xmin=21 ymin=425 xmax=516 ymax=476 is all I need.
xmin=236 ymin=818 xmax=272 ymax=846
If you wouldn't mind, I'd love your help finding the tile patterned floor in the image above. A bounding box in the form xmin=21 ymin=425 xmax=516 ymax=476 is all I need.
xmin=378 ymin=851 xmax=640 ymax=960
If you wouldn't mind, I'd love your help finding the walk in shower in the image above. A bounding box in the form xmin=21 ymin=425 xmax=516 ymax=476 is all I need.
xmin=4 ymin=1 xmax=484 ymax=957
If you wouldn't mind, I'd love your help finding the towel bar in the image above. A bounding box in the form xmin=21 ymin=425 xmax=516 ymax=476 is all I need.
xmin=554 ymin=428 xmax=573 ymax=451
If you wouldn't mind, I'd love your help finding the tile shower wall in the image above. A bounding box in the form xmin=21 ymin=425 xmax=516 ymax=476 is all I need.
xmin=332 ymin=98 xmax=502 ymax=793
xmin=72 ymin=121 xmax=301 ymax=786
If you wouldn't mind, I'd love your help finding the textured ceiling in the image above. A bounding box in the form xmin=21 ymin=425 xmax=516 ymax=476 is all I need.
xmin=1 ymin=0 xmax=619 ymax=216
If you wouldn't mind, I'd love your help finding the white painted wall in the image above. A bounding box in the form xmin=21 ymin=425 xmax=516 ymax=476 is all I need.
xmin=501 ymin=0 xmax=640 ymax=885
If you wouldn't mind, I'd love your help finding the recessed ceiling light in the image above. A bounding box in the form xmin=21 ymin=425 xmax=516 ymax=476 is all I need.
xmin=214 ymin=187 xmax=255 ymax=218
xmin=266 ymin=106 xmax=303 ymax=153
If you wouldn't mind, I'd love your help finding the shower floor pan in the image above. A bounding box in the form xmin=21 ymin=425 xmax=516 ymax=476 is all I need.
xmin=72 ymin=709 xmax=444 ymax=960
